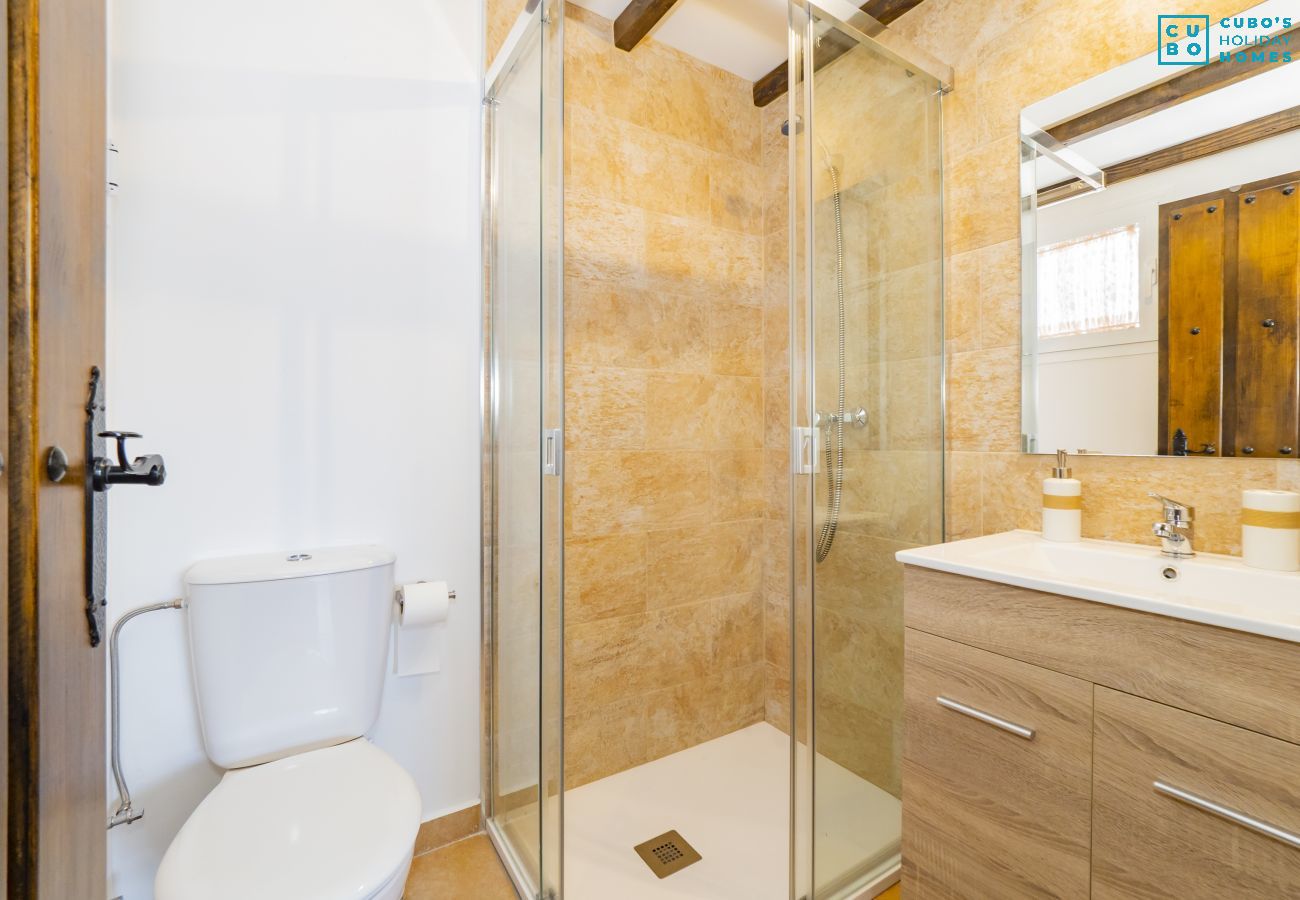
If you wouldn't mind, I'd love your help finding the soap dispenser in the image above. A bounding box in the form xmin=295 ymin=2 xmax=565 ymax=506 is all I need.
xmin=1043 ymin=450 xmax=1082 ymax=542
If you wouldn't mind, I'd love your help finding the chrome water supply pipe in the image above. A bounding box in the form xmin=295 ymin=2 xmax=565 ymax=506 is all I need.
xmin=109 ymin=599 xmax=184 ymax=829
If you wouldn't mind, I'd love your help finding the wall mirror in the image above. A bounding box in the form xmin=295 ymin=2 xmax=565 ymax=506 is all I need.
xmin=1020 ymin=13 xmax=1299 ymax=458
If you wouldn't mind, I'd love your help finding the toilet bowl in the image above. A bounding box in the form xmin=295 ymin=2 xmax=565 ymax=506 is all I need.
xmin=155 ymin=546 xmax=420 ymax=900
xmin=156 ymin=739 xmax=420 ymax=900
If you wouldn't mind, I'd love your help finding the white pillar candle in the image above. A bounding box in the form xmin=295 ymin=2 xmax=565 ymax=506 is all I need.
xmin=1241 ymin=489 xmax=1300 ymax=572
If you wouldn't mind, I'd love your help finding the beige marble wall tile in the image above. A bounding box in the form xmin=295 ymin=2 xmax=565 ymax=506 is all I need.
xmin=1070 ymin=455 xmax=1280 ymax=555
xmin=564 ymin=662 xmax=764 ymax=787
xmin=630 ymin=43 xmax=760 ymax=163
xmin=709 ymin=375 xmax=764 ymax=449
xmin=485 ymin=0 xmax=526 ymax=71
xmin=643 ymin=373 xmax=763 ymax=450
xmin=683 ymin=657 xmax=766 ymax=751
xmin=975 ymin=239 xmax=1020 ymax=350
xmin=644 ymin=373 xmax=716 ymax=450
xmin=565 ymin=533 xmax=648 ymax=626
xmin=814 ymin=690 xmax=901 ymax=796
xmin=710 ymin=301 xmax=763 ymax=376
xmin=564 ymin=365 xmax=646 ymax=451
xmin=810 ymin=532 xmax=907 ymax=625
xmin=1279 ymin=461 xmax=1300 ymax=493
xmin=560 ymin=7 xmax=770 ymax=784
xmin=710 ymin=154 xmax=765 ymax=235
xmin=884 ymin=356 xmax=942 ymax=451
xmin=944 ymin=137 xmax=1020 ymax=255
xmin=944 ymin=248 xmax=980 ymax=355
xmin=564 ymin=191 xmax=646 ymax=284
xmin=565 ymin=276 xmax=708 ymax=372
xmin=946 ymin=346 xmax=1021 ymax=452
xmin=566 ymin=601 xmax=715 ymax=711
xmin=945 ymin=451 xmax=983 ymax=541
xmin=563 ymin=7 xmax=634 ymax=114
xmin=645 ymin=212 xmax=763 ymax=303
xmin=763 ymin=445 xmax=790 ymax=523
xmin=710 ymin=450 xmax=766 ymax=522
xmin=761 ymin=519 xmax=790 ymax=598
xmin=763 ymin=375 xmax=788 ymax=451
xmin=644 ymin=523 xmax=764 ymax=608
xmin=979 ymin=452 xmax=1049 ymax=535
xmin=566 ymin=450 xmax=711 ymax=538
xmin=566 ymin=105 xmax=713 ymax=222
xmin=816 ymin=607 xmax=903 ymax=724
xmin=763 ymin=658 xmax=792 ymax=734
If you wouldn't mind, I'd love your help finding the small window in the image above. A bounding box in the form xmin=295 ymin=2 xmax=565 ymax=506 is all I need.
xmin=1037 ymin=224 xmax=1140 ymax=338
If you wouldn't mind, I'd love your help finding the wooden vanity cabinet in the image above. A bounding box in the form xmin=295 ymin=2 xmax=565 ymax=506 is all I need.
xmin=903 ymin=630 xmax=1093 ymax=898
xmin=902 ymin=567 xmax=1300 ymax=899
xmin=1092 ymin=688 xmax=1300 ymax=899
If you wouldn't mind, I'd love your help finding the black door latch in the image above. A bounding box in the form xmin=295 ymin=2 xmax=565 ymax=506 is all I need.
xmin=92 ymin=431 xmax=167 ymax=492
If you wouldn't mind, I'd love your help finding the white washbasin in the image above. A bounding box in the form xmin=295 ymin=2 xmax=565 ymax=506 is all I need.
xmin=897 ymin=530 xmax=1300 ymax=644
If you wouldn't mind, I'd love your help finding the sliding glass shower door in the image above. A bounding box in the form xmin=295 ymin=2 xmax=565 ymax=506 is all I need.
xmin=789 ymin=2 xmax=946 ymax=897
xmin=482 ymin=2 xmax=564 ymax=897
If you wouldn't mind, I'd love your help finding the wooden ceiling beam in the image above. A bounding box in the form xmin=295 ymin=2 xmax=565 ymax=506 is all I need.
xmin=1037 ymin=105 xmax=1300 ymax=207
xmin=614 ymin=0 xmax=683 ymax=52
xmin=752 ymin=0 xmax=926 ymax=107
xmin=1046 ymin=25 xmax=1300 ymax=145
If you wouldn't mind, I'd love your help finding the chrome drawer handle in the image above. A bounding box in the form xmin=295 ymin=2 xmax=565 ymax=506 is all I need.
xmin=1154 ymin=781 xmax=1300 ymax=850
xmin=936 ymin=696 xmax=1035 ymax=740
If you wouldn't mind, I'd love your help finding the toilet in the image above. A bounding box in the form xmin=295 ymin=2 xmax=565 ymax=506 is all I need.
xmin=155 ymin=546 xmax=421 ymax=900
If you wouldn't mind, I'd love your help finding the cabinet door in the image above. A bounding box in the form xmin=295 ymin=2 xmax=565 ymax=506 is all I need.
xmin=1093 ymin=687 xmax=1300 ymax=898
xmin=902 ymin=629 xmax=1093 ymax=899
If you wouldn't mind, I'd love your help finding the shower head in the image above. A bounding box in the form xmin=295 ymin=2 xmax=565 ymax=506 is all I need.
xmin=781 ymin=116 xmax=838 ymax=173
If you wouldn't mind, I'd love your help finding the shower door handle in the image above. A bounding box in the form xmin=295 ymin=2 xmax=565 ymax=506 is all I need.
xmin=542 ymin=428 xmax=562 ymax=477
xmin=793 ymin=427 xmax=818 ymax=475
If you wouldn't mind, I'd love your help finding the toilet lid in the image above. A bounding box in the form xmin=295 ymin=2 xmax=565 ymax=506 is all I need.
xmin=156 ymin=738 xmax=421 ymax=900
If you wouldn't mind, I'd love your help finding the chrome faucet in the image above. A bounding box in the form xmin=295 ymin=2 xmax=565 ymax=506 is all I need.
xmin=1149 ymin=492 xmax=1195 ymax=558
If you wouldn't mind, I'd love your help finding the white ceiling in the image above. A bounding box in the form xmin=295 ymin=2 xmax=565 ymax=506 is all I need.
xmin=571 ymin=0 xmax=789 ymax=82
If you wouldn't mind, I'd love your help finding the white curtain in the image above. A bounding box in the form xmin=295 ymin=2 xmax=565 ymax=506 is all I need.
xmin=1037 ymin=224 xmax=1140 ymax=338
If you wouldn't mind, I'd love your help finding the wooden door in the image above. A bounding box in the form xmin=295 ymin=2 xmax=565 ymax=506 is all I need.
xmin=8 ymin=0 xmax=108 ymax=895
xmin=1234 ymin=175 xmax=1300 ymax=459
xmin=1159 ymin=195 xmax=1228 ymax=455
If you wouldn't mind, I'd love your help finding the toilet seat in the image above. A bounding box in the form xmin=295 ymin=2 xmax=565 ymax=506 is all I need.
xmin=156 ymin=738 xmax=421 ymax=900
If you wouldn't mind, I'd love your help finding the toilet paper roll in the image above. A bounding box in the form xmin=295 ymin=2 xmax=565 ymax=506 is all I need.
xmin=396 ymin=581 xmax=452 ymax=676
xmin=399 ymin=581 xmax=451 ymax=627
xmin=1242 ymin=490 xmax=1300 ymax=573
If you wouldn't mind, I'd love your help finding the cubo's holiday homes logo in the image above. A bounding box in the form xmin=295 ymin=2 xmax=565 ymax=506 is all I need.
xmin=1158 ymin=13 xmax=1294 ymax=65
xmin=1158 ymin=15 xmax=1210 ymax=63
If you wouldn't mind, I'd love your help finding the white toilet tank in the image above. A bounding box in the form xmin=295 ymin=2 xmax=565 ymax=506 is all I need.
xmin=183 ymin=546 xmax=396 ymax=769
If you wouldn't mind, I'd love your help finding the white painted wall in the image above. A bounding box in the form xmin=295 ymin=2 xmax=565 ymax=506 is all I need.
xmin=105 ymin=2 xmax=483 ymax=897
xmin=1036 ymin=344 xmax=1159 ymax=455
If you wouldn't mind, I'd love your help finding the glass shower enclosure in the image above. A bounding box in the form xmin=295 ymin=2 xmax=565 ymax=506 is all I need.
xmin=789 ymin=1 xmax=946 ymax=896
xmin=481 ymin=1 xmax=564 ymax=897
xmin=482 ymin=0 xmax=945 ymax=896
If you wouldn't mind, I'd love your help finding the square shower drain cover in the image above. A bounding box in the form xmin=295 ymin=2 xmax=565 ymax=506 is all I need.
xmin=634 ymin=830 xmax=702 ymax=879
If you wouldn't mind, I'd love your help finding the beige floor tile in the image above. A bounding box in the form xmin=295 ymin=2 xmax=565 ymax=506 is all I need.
xmin=404 ymin=834 xmax=516 ymax=900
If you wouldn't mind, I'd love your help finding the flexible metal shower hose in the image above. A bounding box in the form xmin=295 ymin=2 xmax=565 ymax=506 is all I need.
xmin=815 ymin=163 xmax=846 ymax=564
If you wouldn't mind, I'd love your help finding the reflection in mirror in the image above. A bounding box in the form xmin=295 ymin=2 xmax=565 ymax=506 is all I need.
xmin=1021 ymin=15 xmax=1299 ymax=458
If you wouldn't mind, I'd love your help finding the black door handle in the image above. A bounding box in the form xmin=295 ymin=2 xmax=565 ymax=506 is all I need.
xmin=93 ymin=430 xmax=166 ymax=491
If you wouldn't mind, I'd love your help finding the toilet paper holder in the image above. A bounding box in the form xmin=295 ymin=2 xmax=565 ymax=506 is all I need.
xmin=396 ymin=583 xmax=455 ymax=613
